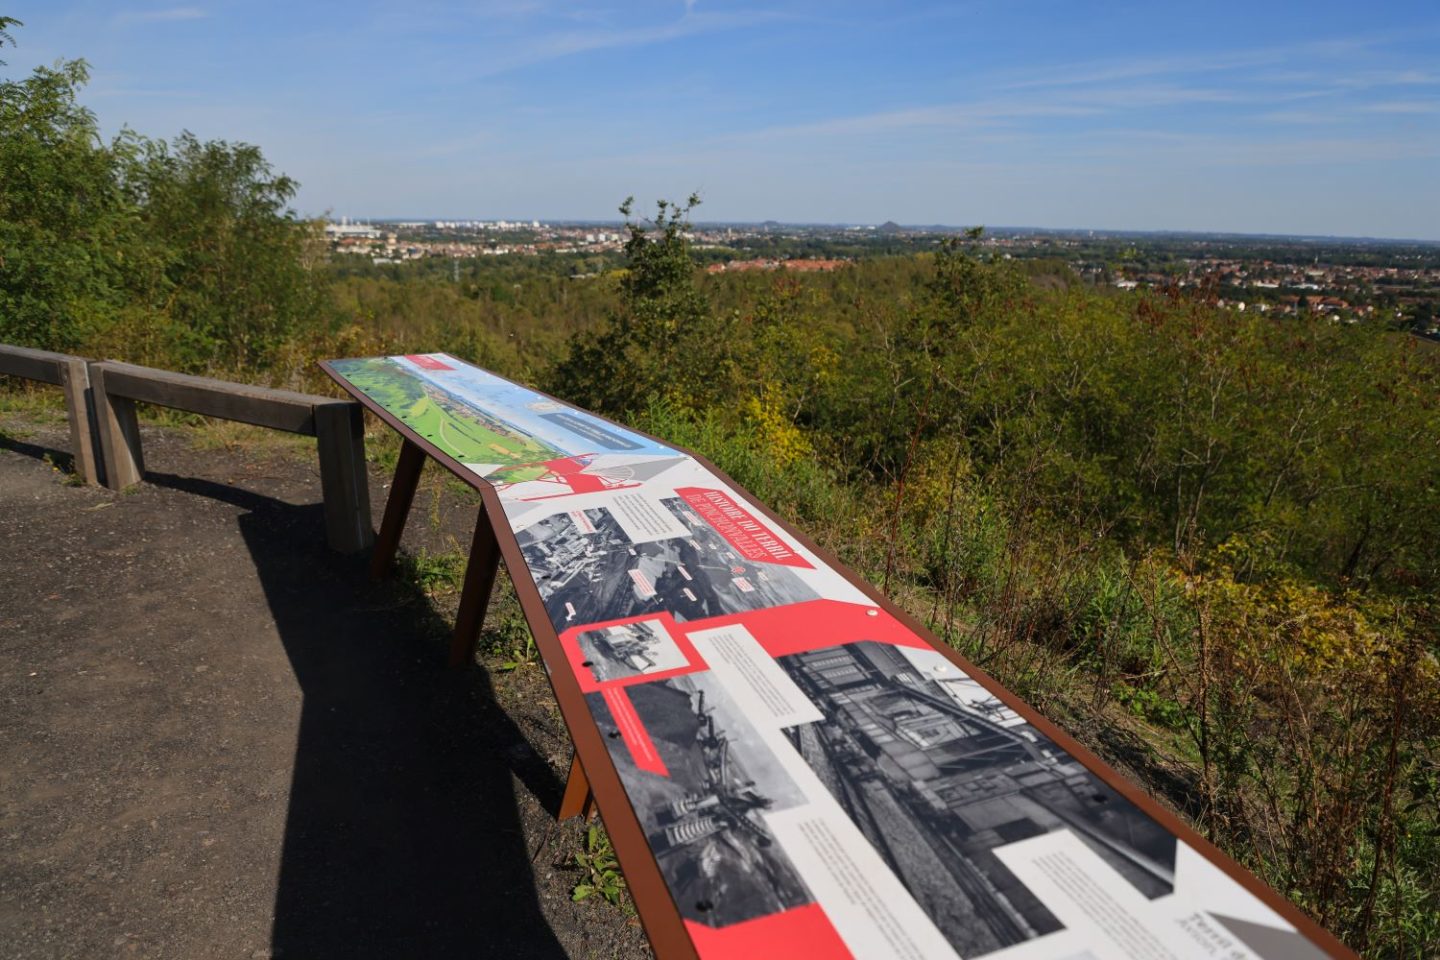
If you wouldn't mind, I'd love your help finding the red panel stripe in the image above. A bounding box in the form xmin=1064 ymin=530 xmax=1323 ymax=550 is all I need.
xmin=404 ymin=354 xmax=454 ymax=370
xmin=601 ymin=687 xmax=669 ymax=776
xmin=735 ymin=599 xmax=931 ymax=657
xmin=685 ymin=904 xmax=853 ymax=960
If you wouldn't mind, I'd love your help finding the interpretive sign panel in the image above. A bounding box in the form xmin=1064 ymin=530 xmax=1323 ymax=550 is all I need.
xmin=325 ymin=353 xmax=1348 ymax=960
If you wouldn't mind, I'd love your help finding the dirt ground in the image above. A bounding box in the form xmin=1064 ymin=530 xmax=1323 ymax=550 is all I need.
xmin=0 ymin=410 xmax=654 ymax=960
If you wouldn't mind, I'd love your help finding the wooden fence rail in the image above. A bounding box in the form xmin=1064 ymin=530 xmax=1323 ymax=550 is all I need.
xmin=90 ymin=360 xmax=374 ymax=553
xmin=1 ymin=345 xmax=374 ymax=554
xmin=0 ymin=344 xmax=102 ymax=485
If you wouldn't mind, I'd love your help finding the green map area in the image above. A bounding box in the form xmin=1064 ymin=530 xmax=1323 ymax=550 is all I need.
xmin=332 ymin=358 xmax=561 ymax=468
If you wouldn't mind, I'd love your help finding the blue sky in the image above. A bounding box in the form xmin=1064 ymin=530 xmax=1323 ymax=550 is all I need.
xmin=7 ymin=1 xmax=1440 ymax=238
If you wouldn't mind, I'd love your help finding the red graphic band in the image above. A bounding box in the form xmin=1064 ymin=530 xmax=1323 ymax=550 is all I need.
xmin=602 ymin=687 xmax=669 ymax=776
xmin=685 ymin=904 xmax=853 ymax=960
xmin=404 ymin=354 xmax=454 ymax=370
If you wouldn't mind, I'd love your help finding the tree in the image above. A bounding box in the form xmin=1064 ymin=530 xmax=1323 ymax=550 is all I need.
xmin=0 ymin=55 xmax=134 ymax=351
xmin=0 ymin=22 xmax=325 ymax=373
xmin=122 ymin=132 xmax=327 ymax=371
xmin=0 ymin=16 xmax=19 ymax=65
xmin=548 ymin=194 xmax=727 ymax=414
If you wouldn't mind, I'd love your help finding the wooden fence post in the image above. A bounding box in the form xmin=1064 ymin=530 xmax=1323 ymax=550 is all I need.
xmin=0 ymin=344 xmax=104 ymax=487
xmin=89 ymin=362 xmax=144 ymax=491
xmin=314 ymin=400 xmax=374 ymax=553
xmin=57 ymin=357 xmax=102 ymax=486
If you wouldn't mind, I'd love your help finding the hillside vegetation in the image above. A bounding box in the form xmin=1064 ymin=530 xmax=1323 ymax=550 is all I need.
xmin=3 ymin=43 xmax=1437 ymax=958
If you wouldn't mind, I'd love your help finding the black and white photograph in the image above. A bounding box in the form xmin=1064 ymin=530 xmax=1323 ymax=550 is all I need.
xmin=778 ymin=642 xmax=1180 ymax=959
xmin=515 ymin=496 xmax=818 ymax=631
xmin=586 ymin=672 xmax=813 ymax=928
xmin=576 ymin=620 xmax=689 ymax=682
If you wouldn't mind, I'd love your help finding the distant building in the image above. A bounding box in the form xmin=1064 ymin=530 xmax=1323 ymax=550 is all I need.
xmin=325 ymin=219 xmax=381 ymax=240
xmin=705 ymin=258 xmax=848 ymax=275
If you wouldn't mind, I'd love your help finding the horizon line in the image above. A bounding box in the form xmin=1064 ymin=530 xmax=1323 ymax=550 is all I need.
xmin=310 ymin=216 xmax=1440 ymax=246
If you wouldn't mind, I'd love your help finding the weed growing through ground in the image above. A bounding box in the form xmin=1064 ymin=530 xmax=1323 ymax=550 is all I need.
xmin=572 ymin=824 xmax=626 ymax=906
xmin=40 ymin=451 xmax=84 ymax=486
xmin=402 ymin=547 xmax=466 ymax=597
xmin=491 ymin=612 xmax=538 ymax=671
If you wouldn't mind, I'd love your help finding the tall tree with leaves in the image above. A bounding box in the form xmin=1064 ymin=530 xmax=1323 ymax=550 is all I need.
xmin=123 ymin=132 xmax=326 ymax=372
xmin=0 ymin=15 xmax=20 ymax=63
xmin=549 ymin=194 xmax=729 ymax=415
xmin=0 ymin=45 xmax=135 ymax=351
xmin=0 ymin=18 xmax=324 ymax=373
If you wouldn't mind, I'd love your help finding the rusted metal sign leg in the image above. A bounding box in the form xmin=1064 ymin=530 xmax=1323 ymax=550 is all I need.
xmin=558 ymin=754 xmax=597 ymax=821
xmin=369 ymin=438 xmax=426 ymax=580
xmin=448 ymin=507 xmax=501 ymax=669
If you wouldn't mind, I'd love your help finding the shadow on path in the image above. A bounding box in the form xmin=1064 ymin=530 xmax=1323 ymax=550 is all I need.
xmin=0 ymin=434 xmax=75 ymax=473
xmin=145 ymin=472 xmax=568 ymax=960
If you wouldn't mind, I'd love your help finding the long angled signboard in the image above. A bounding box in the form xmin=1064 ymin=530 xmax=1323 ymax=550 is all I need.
xmin=325 ymin=353 xmax=1351 ymax=960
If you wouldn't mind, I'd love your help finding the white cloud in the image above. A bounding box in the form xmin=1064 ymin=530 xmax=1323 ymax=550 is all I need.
xmin=1364 ymin=99 xmax=1440 ymax=114
xmin=714 ymin=83 xmax=1264 ymax=146
xmin=452 ymin=6 xmax=791 ymax=79
xmin=115 ymin=7 xmax=208 ymax=24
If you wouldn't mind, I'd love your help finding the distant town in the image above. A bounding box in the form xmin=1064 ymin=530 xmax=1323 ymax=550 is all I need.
xmin=323 ymin=218 xmax=1440 ymax=337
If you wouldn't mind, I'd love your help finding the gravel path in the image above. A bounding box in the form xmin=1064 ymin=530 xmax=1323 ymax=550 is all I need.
xmin=0 ymin=413 xmax=651 ymax=960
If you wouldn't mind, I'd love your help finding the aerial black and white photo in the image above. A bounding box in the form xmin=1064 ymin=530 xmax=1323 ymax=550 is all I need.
xmin=587 ymin=672 xmax=813 ymax=928
xmin=778 ymin=642 xmax=1180 ymax=958
xmin=516 ymin=496 xmax=819 ymax=630
xmin=577 ymin=620 xmax=689 ymax=682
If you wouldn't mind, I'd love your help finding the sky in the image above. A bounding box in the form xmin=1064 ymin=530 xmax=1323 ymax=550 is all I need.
xmin=6 ymin=1 xmax=1440 ymax=239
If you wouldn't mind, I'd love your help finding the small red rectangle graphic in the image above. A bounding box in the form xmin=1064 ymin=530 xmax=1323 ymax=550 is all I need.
xmin=602 ymin=687 xmax=668 ymax=776
xmin=675 ymin=487 xmax=812 ymax=569
xmin=685 ymin=904 xmax=852 ymax=960
xmin=404 ymin=354 xmax=454 ymax=370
